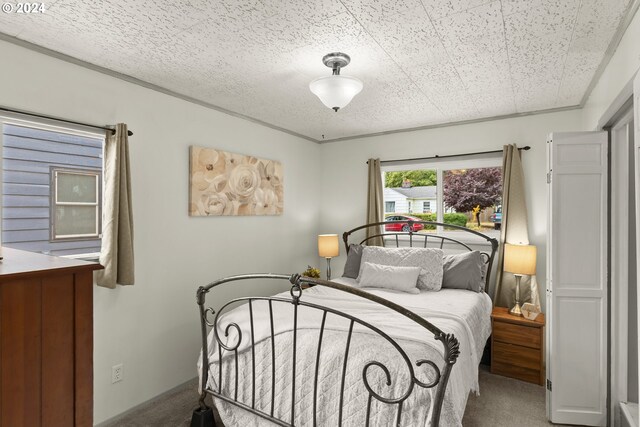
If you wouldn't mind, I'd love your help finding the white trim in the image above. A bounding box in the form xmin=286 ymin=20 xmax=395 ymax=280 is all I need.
xmin=0 ymin=111 xmax=106 ymax=139
xmin=380 ymin=153 xmax=502 ymax=172
xmin=597 ymin=74 xmax=636 ymax=130
xmin=610 ymin=106 xmax=634 ymax=426
xmin=620 ymin=402 xmax=639 ymax=427
xmin=436 ymin=168 xmax=444 ymax=233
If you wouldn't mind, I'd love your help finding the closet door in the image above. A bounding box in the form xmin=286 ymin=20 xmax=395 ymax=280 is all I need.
xmin=547 ymin=131 xmax=607 ymax=426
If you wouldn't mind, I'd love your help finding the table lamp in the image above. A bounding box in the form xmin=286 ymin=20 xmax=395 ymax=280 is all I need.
xmin=318 ymin=234 xmax=339 ymax=280
xmin=504 ymin=244 xmax=537 ymax=316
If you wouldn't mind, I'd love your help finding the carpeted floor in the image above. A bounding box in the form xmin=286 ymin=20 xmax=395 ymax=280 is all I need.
xmin=103 ymin=367 xmax=565 ymax=426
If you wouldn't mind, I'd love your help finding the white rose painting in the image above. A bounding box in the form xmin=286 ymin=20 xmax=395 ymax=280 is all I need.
xmin=189 ymin=146 xmax=284 ymax=216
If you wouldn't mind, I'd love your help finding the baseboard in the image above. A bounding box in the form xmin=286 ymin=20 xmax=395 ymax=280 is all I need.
xmin=94 ymin=376 xmax=198 ymax=427
xmin=621 ymin=402 xmax=639 ymax=427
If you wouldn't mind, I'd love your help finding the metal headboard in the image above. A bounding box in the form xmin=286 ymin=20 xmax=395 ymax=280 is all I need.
xmin=191 ymin=274 xmax=460 ymax=427
xmin=343 ymin=220 xmax=499 ymax=293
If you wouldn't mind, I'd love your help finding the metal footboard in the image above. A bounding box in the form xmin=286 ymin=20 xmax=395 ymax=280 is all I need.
xmin=191 ymin=273 xmax=460 ymax=427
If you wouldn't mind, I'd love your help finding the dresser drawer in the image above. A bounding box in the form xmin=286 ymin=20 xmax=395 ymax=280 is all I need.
xmin=492 ymin=341 xmax=541 ymax=369
xmin=491 ymin=360 xmax=542 ymax=385
xmin=493 ymin=320 xmax=541 ymax=349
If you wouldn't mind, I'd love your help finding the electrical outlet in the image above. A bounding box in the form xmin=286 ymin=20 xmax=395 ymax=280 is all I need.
xmin=112 ymin=363 xmax=123 ymax=384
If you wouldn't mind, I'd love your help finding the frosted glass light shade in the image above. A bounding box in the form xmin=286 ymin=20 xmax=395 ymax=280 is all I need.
xmin=318 ymin=234 xmax=340 ymax=258
xmin=504 ymin=244 xmax=537 ymax=275
xmin=309 ymin=75 xmax=363 ymax=111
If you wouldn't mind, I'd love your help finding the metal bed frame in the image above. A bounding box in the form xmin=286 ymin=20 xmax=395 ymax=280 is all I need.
xmin=191 ymin=220 xmax=498 ymax=427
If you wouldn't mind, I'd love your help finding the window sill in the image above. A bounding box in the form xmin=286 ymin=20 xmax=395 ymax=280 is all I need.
xmin=61 ymin=252 xmax=101 ymax=263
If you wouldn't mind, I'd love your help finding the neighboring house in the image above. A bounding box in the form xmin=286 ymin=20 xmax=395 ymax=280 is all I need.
xmin=384 ymin=186 xmax=437 ymax=214
xmin=1 ymin=124 xmax=103 ymax=256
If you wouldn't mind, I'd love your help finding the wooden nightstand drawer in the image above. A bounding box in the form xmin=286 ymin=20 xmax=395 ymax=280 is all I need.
xmin=491 ymin=307 xmax=545 ymax=385
xmin=491 ymin=360 xmax=542 ymax=385
xmin=493 ymin=321 xmax=541 ymax=349
xmin=492 ymin=341 xmax=541 ymax=369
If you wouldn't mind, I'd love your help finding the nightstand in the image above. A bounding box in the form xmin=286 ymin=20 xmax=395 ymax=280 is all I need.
xmin=491 ymin=306 xmax=545 ymax=385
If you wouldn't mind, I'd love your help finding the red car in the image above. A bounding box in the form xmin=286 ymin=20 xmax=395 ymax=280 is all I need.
xmin=384 ymin=215 xmax=425 ymax=232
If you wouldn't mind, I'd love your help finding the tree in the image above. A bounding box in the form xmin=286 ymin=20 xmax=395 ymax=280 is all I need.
xmin=385 ymin=170 xmax=437 ymax=187
xmin=443 ymin=168 xmax=502 ymax=226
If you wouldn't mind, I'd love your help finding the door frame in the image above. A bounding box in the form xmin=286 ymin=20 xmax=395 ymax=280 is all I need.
xmin=607 ymin=104 xmax=635 ymax=426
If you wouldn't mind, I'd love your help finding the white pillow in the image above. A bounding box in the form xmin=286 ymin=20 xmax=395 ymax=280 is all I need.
xmin=359 ymin=246 xmax=444 ymax=291
xmin=358 ymin=262 xmax=421 ymax=294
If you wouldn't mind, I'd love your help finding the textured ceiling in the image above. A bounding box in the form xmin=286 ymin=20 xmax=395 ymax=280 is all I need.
xmin=0 ymin=0 xmax=634 ymax=142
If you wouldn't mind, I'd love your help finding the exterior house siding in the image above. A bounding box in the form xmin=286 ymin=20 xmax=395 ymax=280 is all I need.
xmin=1 ymin=124 xmax=103 ymax=256
xmin=384 ymin=186 xmax=436 ymax=214
xmin=383 ymin=188 xmax=409 ymax=213
xmin=409 ymin=199 xmax=436 ymax=213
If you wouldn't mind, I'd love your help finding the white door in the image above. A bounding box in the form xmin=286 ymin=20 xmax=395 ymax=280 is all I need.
xmin=547 ymin=131 xmax=608 ymax=426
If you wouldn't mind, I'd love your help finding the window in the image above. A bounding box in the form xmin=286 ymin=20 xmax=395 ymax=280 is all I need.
xmin=385 ymin=201 xmax=396 ymax=213
xmin=383 ymin=156 xmax=502 ymax=238
xmin=51 ymin=168 xmax=101 ymax=240
xmin=1 ymin=117 xmax=104 ymax=257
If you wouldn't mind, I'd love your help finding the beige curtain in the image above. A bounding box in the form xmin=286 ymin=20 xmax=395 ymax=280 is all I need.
xmin=96 ymin=123 xmax=135 ymax=288
xmin=366 ymin=158 xmax=384 ymax=246
xmin=493 ymin=144 xmax=541 ymax=308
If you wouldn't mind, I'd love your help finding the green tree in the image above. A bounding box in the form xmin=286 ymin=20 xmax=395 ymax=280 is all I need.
xmin=385 ymin=170 xmax=437 ymax=187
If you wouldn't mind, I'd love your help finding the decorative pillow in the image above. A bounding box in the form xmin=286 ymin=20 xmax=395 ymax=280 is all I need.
xmin=358 ymin=262 xmax=421 ymax=294
xmin=342 ymin=244 xmax=363 ymax=279
xmin=442 ymin=251 xmax=486 ymax=292
xmin=358 ymin=246 xmax=444 ymax=291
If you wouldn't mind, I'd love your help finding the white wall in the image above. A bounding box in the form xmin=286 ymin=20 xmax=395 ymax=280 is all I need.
xmin=319 ymin=109 xmax=586 ymax=309
xmin=0 ymin=39 xmax=321 ymax=424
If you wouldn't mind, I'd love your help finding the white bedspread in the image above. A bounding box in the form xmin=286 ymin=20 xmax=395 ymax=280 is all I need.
xmin=198 ymin=279 xmax=492 ymax=426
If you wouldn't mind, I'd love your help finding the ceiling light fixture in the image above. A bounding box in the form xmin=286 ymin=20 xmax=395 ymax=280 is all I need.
xmin=309 ymin=52 xmax=363 ymax=112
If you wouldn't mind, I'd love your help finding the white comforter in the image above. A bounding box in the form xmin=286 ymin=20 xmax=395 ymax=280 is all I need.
xmin=198 ymin=279 xmax=492 ymax=426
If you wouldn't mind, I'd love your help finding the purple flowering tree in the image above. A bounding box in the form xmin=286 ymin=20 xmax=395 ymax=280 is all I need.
xmin=443 ymin=168 xmax=502 ymax=226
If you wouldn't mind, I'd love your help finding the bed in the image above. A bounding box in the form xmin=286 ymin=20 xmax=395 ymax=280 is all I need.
xmin=191 ymin=220 xmax=498 ymax=427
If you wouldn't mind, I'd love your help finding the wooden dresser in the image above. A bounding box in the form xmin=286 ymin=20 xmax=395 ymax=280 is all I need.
xmin=491 ymin=306 xmax=545 ymax=385
xmin=0 ymin=247 xmax=102 ymax=427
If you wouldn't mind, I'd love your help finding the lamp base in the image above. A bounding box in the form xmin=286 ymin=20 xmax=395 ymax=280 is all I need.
xmin=509 ymin=302 xmax=523 ymax=316
xmin=509 ymin=274 xmax=524 ymax=316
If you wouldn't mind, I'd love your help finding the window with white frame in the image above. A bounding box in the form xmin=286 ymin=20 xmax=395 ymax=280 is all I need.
xmin=385 ymin=201 xmax=395 ymax=213
xmin=0 ymin=115 xmax=104 ymax=257
xmin=51 ymin=168 xmax=101 ymax=240
xmin=382 ymin=155 xmax=502 ymax=237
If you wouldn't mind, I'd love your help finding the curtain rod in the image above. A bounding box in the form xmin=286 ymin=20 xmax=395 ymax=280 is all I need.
xmin=368 ymin=146 xmax=530 ymax=165
xmin=0 ymin=106 xmax=134 ymax=136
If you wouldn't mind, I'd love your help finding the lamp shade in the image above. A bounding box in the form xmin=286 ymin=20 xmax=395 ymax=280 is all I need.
xmin=504 ymin=244 xmax=537 ymax=275
xmin=309 ymin=75 xmax=363 ymax=111
xmin=318 ymin=234 xmax=339 ymax=258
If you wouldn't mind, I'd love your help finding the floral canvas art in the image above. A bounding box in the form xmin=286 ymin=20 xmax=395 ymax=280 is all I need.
xmin=189 ymin=146 xmax=284 ymax=216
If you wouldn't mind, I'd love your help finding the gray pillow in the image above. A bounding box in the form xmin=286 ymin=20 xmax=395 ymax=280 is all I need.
xmin=442 ymin=251 xmax=486 ymax=292
xmin=342 ymin=244 xmax=363 ymax=279
xmin=358 ymin=246 xmax=444 ymax=291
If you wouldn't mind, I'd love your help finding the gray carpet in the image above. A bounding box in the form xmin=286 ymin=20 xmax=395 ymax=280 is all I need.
xmin=103 ymin=367 xmax=566 ymax=426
